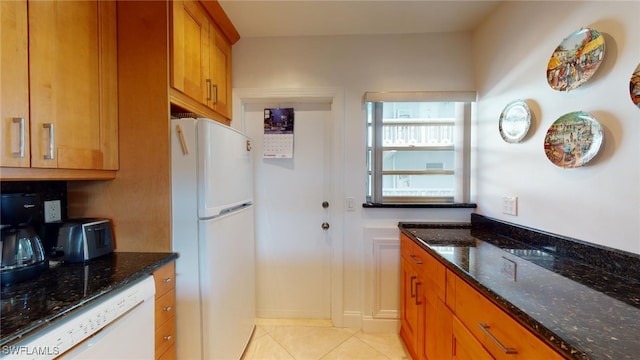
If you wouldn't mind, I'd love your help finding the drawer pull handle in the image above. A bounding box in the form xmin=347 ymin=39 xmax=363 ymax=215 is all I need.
xmin=409 ymin=254 xmax=423 ymax=265
xmin=410 ymin=276 xmax=417 ymax=298
xmin=163 ymin=277 xmax=172 ymax=283
xmin=163 ymin=335 xmax=172 ymax=341
xmin=415 ymin=282 xmax=423 ymax=305
xmin=478 ymin=323 xmax=518 ymax=355
xmin=163 ymin=305 xmax=172 ymax=312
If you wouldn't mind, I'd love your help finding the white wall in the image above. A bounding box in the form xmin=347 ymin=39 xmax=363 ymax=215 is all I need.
xmin=473 ymin=1 xmax=640 ymax=254
xmin=233 ymin=32 xmax=476 ymax=326
xmin=232 ymin=0 xmax=640 ymax=328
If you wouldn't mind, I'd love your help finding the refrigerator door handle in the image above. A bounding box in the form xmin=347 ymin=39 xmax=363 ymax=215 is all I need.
xmin=176 ymin=124 xmax=189 ymax=155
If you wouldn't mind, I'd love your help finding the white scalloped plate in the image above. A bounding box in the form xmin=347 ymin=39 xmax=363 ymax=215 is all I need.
xmin=499 ymin=100 xmax=531 ymax=143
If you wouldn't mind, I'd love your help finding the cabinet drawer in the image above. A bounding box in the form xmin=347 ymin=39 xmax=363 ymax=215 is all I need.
xmin=153 ymin=262 xmax=175 ymax=297
xmin=155 ymin=288 xmax=175 ymax=327
xmin=155 ymin=316 xmax=176 ymax=358
xmin=452 ymin=315 xmax=494 ymax=360
xmin=401 ymin=233 xmax=446 ymax=300
xmin=454 ymin=278 xmax=564 ymax=360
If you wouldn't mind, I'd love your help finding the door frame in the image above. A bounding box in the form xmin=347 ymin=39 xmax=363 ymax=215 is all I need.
xmin=232 ymin=87 xmax=345 ymax=326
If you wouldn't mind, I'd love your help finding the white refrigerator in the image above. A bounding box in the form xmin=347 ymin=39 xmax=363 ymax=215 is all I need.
xmin=171 ymin=117 xmax=256 ymax=360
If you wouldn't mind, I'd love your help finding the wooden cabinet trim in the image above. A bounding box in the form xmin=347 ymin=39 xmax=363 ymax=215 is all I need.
xmin=199 ymin=0 xmax=240 ymax=45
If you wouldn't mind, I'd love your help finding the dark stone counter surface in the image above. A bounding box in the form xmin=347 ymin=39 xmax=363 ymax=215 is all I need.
xmin=0 ymin=252 xmax=178 ymax=347
xmin=399 ymin=214 xmax=640 ymax=360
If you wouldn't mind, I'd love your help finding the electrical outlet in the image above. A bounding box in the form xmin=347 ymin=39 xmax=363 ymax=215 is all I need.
xmin=44 ymin=200 xmax=62 ymax=223
xmin=502 ymin=196 xmax=518 ymax=216
xmin=501 ymin=256 xmax=517 ymax=282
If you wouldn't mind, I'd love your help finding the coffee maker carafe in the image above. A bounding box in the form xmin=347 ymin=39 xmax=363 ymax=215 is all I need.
xmin=1 ymin=193 xmax=48 ymax=286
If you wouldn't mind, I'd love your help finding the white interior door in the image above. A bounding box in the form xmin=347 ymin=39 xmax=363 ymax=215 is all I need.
xmin=244 ymin=101 xmax=333 ymax=319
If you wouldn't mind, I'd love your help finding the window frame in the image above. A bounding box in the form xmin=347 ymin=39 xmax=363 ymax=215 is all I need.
xmin=365 ymin=91 xmax=475 ymax=205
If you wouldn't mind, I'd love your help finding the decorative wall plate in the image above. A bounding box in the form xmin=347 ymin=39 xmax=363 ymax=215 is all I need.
xmin=630 ymin=63 xmax=640 ymax=109
xmin=543 ymin=111 xmax=603 ymax=168
xmin=499 ymin=100 xmax=531 ymax=143
xmin=546 ymin=28 xmax=605 ymax=91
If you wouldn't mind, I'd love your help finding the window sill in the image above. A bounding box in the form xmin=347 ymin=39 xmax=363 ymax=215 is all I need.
xmin=362 ymin=202 xmax=477 ymax=209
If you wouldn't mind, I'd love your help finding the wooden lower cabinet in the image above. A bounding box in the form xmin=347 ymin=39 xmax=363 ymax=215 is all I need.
xmin=400 ymin=251 xmax=422 ymax=359
xmin=399 ymin=233 xmax=566 ymax=360
xmin=153 ymin=262 xmax=176 ymax=360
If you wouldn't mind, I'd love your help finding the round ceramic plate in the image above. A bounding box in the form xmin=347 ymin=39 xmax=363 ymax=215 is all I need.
xmin=499 ymin=100 xmax=531 ymax=143
xmin=546 ymin=28 xmax=605 ymax=91
xmin=630 ymin=63 xmax=640 ymax=109
xmin=543 ymin=111 xmax=603 ymax=168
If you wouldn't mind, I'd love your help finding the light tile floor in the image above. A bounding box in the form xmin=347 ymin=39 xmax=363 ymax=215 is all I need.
xmin=241 ymin=319 xmax=411 ymax=360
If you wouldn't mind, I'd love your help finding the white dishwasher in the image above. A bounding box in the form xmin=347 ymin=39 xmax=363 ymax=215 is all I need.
xmin=3 ymin=276 xmax=155 ymax=360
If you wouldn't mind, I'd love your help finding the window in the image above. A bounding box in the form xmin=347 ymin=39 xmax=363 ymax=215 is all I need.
xmin=365 ymin=91 xmax=475 ymax=204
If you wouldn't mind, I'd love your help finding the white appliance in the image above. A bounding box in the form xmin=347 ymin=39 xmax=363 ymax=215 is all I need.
xmin=3 ymin=276 xmax=155 ymax=360
xmin=171 ymin=118 xmax=256 ymax=360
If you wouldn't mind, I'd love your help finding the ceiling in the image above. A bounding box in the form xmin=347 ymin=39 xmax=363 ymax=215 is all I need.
xmin=218 ymin=0 xmax=503 ymax=38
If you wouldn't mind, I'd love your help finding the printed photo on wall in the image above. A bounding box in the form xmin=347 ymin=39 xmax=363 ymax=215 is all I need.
xmin=263 ymin=108 xmax=295 ymax=158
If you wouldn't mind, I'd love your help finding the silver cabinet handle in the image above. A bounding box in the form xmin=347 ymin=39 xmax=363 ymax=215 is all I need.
xmin=43 ymin=123 xmax=55 ymax=160
xmin=163 ymin=277 xmax=172 ymax=283
xmin=11 ymin=118 xmax=25 ymax=158
xmin=213 ymin=84 xmax=218 ymax=104
xmin=163 ymin=305 xmax=172 ymax=312
xmin=478 ymin=323 xmax=518 ymax=355
xmin=163 ymin=335 xmax=172 ymax=341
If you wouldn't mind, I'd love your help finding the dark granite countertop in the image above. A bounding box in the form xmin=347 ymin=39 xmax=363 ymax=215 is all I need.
xmin=399 ymin=215 xmax=640 ymax=360
xmin=0 ymin=252 xmax=178 ymax=347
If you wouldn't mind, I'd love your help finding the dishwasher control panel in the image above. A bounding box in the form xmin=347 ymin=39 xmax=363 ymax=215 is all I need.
xmin=2 ymin=276 xmax=155 ymax=360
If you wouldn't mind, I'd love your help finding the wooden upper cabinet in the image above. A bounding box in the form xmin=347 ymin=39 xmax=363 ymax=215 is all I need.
xmin=171 ymin=0 xmax=209 ymax=104
xmin=0 ymin=1 xmax=30 ymax=168
xmin=171 ymin=0 xmax=233 ymax=120
xmin=207 ymin=26 xmax=232 ymax=118
xmin=28 ymin=0 xmax=118 ymax=170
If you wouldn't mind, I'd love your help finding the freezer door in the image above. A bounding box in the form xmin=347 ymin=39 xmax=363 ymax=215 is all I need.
xmin=198 ymin=205 xmax=256 ymax=360
xmin=197 ymin=119 xmax=254 ymax=218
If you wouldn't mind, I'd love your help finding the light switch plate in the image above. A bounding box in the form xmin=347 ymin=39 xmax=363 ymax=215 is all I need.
xmin=502 ymin=196 xmax=518 ymax=216
xmin=44 ymin=200 xmax=62 ymax=223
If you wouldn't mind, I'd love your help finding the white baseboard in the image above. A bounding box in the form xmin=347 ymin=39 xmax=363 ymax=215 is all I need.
xmin=341 ymin=311 xmax=362 ymax=329
xmin=361 ymin=316 xmax=400 ymax=333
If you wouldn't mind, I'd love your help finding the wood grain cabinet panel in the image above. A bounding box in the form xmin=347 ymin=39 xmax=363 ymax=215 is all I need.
xmin=1 ymin=0 xmax=118 ymax=178
xmin=171 ymin=0 xmax=232 ymax=120
xmin=0 ymin=1 xmax=30 ymax=168
xmin=400 ymin=233 xmax=566 ymax=360
xmin=153 ymin=262 xmax=176 ymax=360
xmin=454 ymin=277 xmax=564 ymax=360
xmin=28 ymin=0 xmax=117 ymax=170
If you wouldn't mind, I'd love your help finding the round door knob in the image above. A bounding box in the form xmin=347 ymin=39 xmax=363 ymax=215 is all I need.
xmin=322 ymin=201 xmax=329 ymax=208
xmin=321 ymin=222 xmax=330 ymax=230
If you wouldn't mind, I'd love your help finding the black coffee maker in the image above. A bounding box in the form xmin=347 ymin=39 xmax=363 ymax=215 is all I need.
xmin=0 ymin=193 xmax=48 ymax=286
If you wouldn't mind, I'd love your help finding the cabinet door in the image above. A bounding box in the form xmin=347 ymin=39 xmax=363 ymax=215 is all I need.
xmin=171 ymin=0 xmax=209 ymax=105
xmin=207 ymin=27 xmax=232 ymax=118
xmin=28 ymin=0 xmax=117 ymax=170
xmin=0 ymin=0 xmax=30 ymax=167
xmin=400 ymin=255 xmax=421 ymax=359
xmin=422 ymin=290 xmax=453 ymax=360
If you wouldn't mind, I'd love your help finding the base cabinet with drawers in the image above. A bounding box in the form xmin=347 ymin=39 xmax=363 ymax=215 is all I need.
xmin=153 ymin=262 xmax=176 ymax=360
xmin=399 ymin=233 xmax=565 ymax=360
